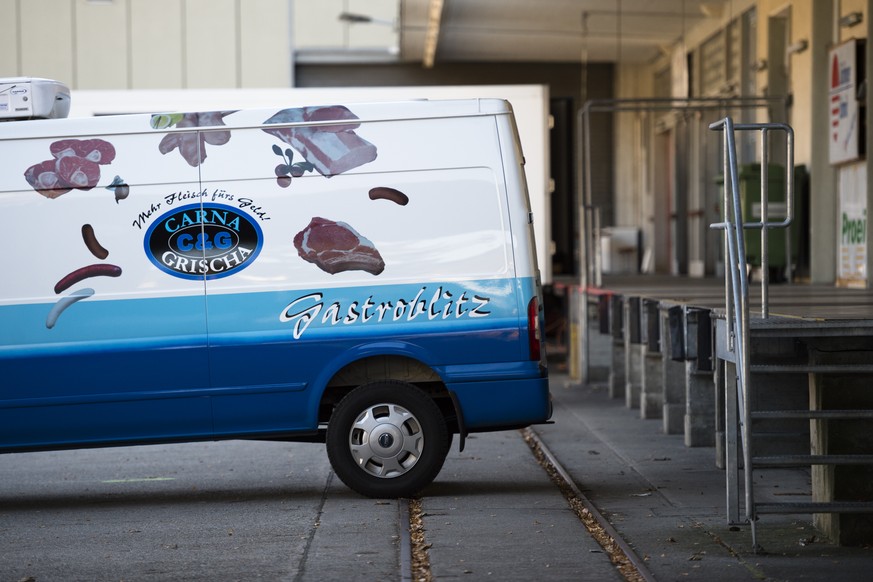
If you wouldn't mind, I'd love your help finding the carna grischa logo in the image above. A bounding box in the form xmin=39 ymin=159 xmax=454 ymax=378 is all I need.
xmin=145 ymin=203 xmax=262 ymax=280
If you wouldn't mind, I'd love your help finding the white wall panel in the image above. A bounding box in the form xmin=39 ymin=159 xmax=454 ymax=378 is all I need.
xmin=240 ymin=0 xmax=290 ymax=87
xmin=185 ymin=0 xmax=237 ymax=88
xmin=75 ymin=0 xmax=128 ymax=89
xmin=8 ymin=0 xmax=296 ymax=90
xmin=0 ymin=0 xmax=19 ymax=76
xmin=293 ymin=0 xmax=343 ymax=48
xmin=20 ymin=0 xmax=74 ymax=85
xmin=130 ymin=0 xmax=184 ymax=89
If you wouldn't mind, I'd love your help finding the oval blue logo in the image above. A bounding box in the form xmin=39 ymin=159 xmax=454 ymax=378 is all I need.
xmin=145 ymin=203 xmax=262 ymax=280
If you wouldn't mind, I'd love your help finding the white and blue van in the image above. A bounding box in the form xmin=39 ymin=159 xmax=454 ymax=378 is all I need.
xmin=0 ymin=78 xmax=550 ymax=497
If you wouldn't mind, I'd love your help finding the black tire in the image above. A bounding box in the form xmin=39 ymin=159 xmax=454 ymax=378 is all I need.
xmin=326 ymin=381 xmax=449 ymax=498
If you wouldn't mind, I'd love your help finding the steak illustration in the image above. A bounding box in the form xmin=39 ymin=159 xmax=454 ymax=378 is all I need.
xmin=23 ymin=159 xmax=71 ymax=198
xmin=294 ymin=217 xmax=385 ymax=275
xmin=57 ymin=156 xmax=101 ymax=190
xmin=24 ymin=138 xmax=116 ymax=198
xmin=50 ymin=138 xmax=116 ymax=165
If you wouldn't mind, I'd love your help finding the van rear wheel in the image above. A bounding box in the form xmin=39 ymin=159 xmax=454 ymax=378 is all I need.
xmin=326 ymin=381 xmax=449 ymax=498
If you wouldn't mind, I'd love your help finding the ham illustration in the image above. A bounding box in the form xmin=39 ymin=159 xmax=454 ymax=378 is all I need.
xmin=263 ymin=106 xmax=377 ymax=177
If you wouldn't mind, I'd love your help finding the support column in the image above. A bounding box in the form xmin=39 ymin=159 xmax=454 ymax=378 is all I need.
xmin=723 ymin=359 xmax=741 ymax=525
xmin=624 ymin=296 xmax=642 ymax=409
xmin=662 ymin=305 xmax=686 ymax=434
xmin=586 ymin=293 xmax=612 ymax=383
xmin=609 ymin=295 xmax=625 ymax=399
xmin=685 ymin=363 xmax=715 ymax=446
xmin=640 ymin=299 xmax=663 ymax=419
xmin=809 ymin=372 xmax=837 ymax=541
xmin=810 ymin=372 xmax=873 ymax=545
xmin=714 ymin=357 xmax=727 ymax=469
xmin=684 ymin=308 xmax=716 ymax=447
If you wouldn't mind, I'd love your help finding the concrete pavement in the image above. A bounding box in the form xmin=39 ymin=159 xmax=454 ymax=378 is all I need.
xmin=526 ymin=373 xmax=873 ymax=581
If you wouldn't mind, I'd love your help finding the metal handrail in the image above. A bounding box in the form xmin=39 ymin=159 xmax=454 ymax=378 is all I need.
xmin=709 ymin=120 xmax=795 ymax=317
xmin=575 ymin=97 xmax=786 ymax=386
xmin=708 ymin=117 xmax=794 ymax=549
xmin=577 ymin=96 xmax=787 ymax=292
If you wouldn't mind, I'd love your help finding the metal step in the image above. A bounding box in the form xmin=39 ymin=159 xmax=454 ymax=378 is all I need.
xmin=751 ymin=410 xmax=873 ymax=420
xmin=755 ymin=501 xmax=873 ymax=514
xmin=753 ymin=454 xmax=873 ymax=467
xmin=750 ymin=364 xmax=873 ymax=374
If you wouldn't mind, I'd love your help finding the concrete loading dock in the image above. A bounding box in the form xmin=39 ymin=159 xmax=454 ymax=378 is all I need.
xmin=573 ymin=274 xmax=873 ymax=546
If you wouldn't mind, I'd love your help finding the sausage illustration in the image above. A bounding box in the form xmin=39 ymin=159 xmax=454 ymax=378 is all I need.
xmin=81 ymin=224 xmax=109 ymax=260
xmin=54 ymin=264 xmax=122 ymax=294
xmin=46 ymin=288 xmax=95 ymax=329
xmin=368 ymin=187 xmax=409 ymax=206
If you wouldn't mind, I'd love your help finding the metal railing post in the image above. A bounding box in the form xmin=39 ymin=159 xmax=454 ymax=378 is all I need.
xmin=761 ymin=129 xmax=770 ymax=318
xmin=709 ymin=117 xmax=795 ymax=549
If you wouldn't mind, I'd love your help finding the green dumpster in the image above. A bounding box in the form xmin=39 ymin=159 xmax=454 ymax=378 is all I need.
xmin=716 ymin=164 xmax=805 ymax=272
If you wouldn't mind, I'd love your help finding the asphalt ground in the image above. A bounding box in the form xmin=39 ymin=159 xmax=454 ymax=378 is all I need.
xmin=526 ymin=373 xmax=873 ymax=581
xmin=420 ymin=428 xmax=625 ymax=580
xmin=3 ymin=372 xmax=873 ymax=581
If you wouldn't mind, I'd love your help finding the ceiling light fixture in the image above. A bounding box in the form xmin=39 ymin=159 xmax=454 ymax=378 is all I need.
xmin=338 ymin=12 xmax=394 ymax=27
xmin=751 ymin=59 xmax=768 ymax=72
xmin=339 ymin=12 xmax=372 ymax=24
xmin=839 ymin=11 xmax=863 ymax=28
xmin=786 ymin=39 xmax=808 ymax=55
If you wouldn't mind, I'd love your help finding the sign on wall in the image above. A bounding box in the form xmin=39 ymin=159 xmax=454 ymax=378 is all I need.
xmin=837 ymin=162 xmax=867 ymax=287
xmin=829 ymin=39 xmax=865 ymax=165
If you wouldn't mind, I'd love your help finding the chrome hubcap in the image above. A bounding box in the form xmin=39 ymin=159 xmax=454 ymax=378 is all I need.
xmin=349 ymin=403 xmax=424 ymax=478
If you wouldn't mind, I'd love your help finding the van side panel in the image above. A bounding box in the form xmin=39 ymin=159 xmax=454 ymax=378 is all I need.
xmin=0 ymin=100 xmax=549 ymax=452
xmin=197 ymin=113 xmax=537 ymax=433
xmin=0 ymin=130 xmax=212 ymax=450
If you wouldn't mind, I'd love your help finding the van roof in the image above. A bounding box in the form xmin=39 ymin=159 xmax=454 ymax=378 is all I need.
xmin=0 ymin=98 xmax=513 ymax=141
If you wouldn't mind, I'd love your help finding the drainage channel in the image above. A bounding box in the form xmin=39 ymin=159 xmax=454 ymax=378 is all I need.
xmin=523 ymin=427 xmax=656 ymax=582
xmin=399 ymin=496 xmax=430 ymax=582
xmin=399 ymin=429 xmax=655 ymax=582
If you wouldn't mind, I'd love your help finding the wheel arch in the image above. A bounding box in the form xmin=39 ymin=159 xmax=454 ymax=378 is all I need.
xmin=314 ymin=344 xmax=460 ymax=437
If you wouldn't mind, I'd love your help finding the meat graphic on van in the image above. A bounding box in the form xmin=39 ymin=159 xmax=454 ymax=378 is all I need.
xmin=294 ymin=217 xmax=385 ymax=276
xmin=21 ymin=137 xmax=123 ymax=328
xmin=153 ymin=110 xmax=236 ymax=167
xmin=23 ymin=138 xmax=116 ymax=197
xmin=47 ymin=224 xmax=122 ymax=329
xmin=262 ymin=106 xmax=377 ymax=177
